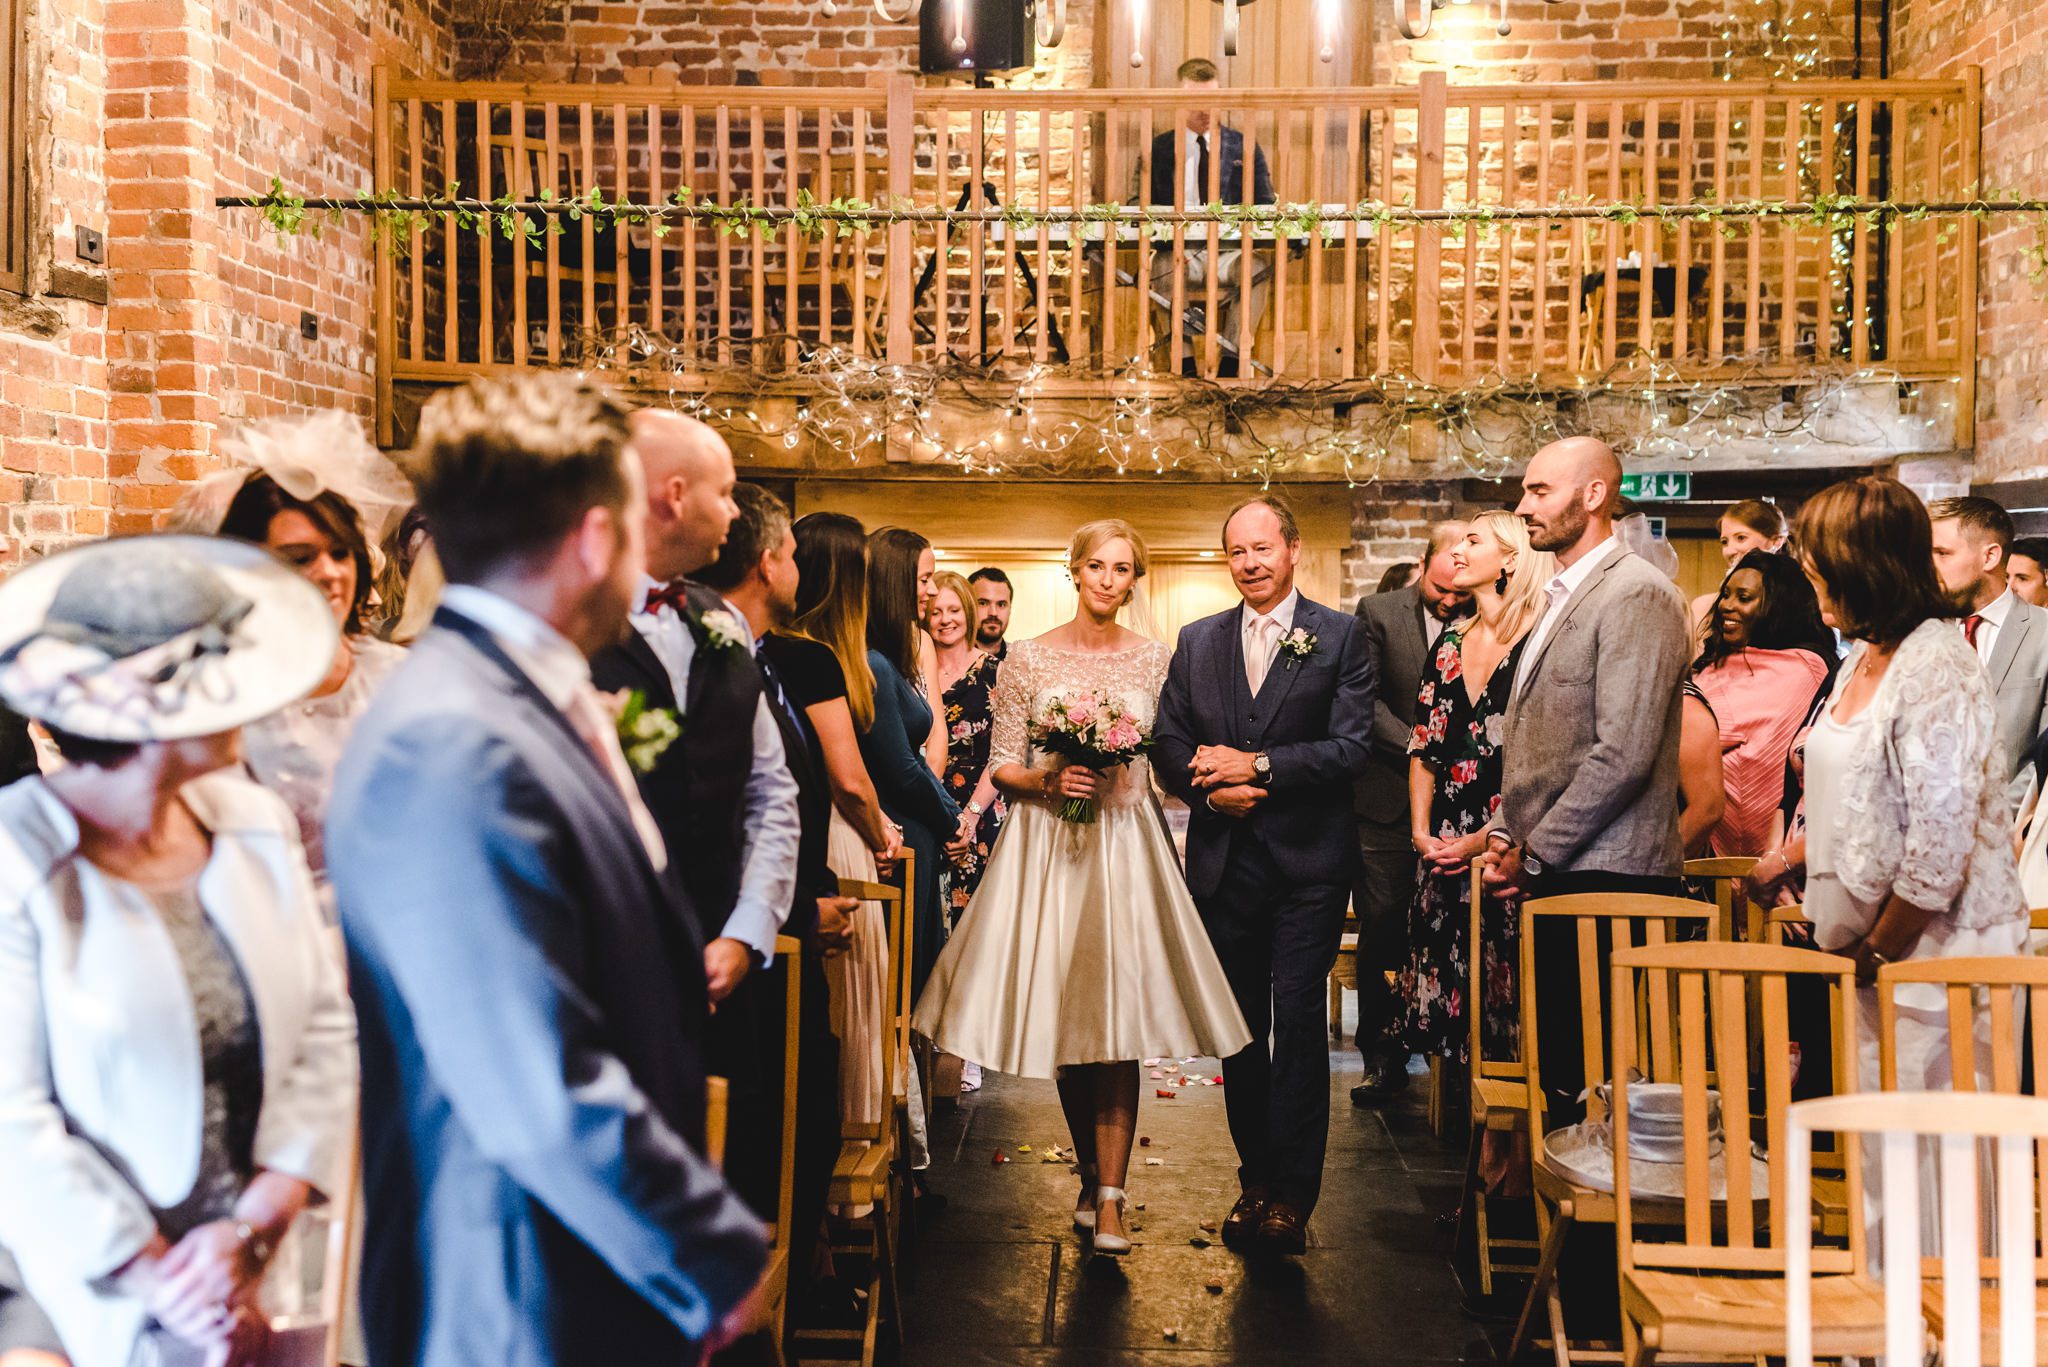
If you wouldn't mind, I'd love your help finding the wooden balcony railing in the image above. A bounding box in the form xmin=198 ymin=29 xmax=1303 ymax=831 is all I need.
xmin=370 ymin=68 xmax=1980 ymax=436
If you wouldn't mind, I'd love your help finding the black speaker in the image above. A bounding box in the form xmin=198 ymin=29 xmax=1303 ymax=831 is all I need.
xmin=919 ymin=0 xmax=1035 ymax=74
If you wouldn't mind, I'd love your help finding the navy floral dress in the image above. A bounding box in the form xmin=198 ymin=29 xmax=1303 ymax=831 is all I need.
xmin=1392 ymin=625 xmax=1524 ymax=1063
xmin=942 ymin=652 xmax=1004 ymax=920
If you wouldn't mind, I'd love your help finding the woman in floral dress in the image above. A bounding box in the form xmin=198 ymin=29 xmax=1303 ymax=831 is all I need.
xmin=1393 ymin=511 xmax=1553 ymax=1065
xmin=929 ymin=571 xmax=1003 ymax=923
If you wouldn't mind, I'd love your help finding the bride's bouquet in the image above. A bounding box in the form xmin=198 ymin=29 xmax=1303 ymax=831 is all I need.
xmin=1029 ymin=689 xmax=1154 ymax=825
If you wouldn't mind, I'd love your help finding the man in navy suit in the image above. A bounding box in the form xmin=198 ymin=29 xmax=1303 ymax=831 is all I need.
xmin=1154 ymin=496 xmax=1376 ymax=1255
xmin=1144 ymin=57 xmax=1277 ymax=373
xmin=328 ymin=373 xmax=766 ymax=1365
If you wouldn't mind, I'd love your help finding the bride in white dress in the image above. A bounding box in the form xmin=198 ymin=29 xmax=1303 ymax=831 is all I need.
xmin=913 ymin=519 xmax=1250 ymax=1254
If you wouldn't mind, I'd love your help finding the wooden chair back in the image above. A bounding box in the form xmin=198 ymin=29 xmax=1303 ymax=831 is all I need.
xmin=772 ymin=934 xmax=804 ymax=1248
xmin=836 ymin=847 xmax=914 ymax=1146
xmin=1518 ymin=893 xmax=1719 ymax=1152
xmin=1875 ymin=955 xmax=2048 ymax=1099
xmin=1763 ymin=902 xmax=1811 ymax=945
xmin=1685 ymin=856 xmax=1760 ymax=942
xmin=1469 ymin=864 xmax=1524 ymax=1096
xmin=1609 ymin=941 xmax=1862 ymax=1280
xmin=706 ymin=1075 xmax=730 ymax=1168
xmin=2030 ymin=907 xmax=2048 ymax=934
xmin=1787 ymin=1091 xmax=2048 ymax=1367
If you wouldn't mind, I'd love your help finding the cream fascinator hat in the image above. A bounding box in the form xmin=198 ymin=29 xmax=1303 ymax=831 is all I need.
xmin=0 ymin=536 xmax=338 ymax=742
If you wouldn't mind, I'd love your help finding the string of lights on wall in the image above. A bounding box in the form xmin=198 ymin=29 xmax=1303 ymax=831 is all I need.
xmin=576 ymin=329 xmax=1946 ymax=487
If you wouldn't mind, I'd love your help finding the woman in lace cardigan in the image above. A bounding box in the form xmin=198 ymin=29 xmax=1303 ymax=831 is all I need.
xmin=1750 ymin=477 xmax=2026 ymax=1094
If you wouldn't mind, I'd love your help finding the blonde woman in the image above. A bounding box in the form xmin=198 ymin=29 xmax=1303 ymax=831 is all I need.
xmin=776 ymin=513 xmax=901 ymax=1134
xmin=914 ymin=520 xmax=1250 ymax=1255
xmin=1390 ymin=510 xmax=1553 ymax=1067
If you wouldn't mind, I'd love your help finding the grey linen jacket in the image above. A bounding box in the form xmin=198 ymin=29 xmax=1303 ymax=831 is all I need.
xmin=1498 ymin=545 xmax=1692 ymax=879
xmin=1982 ymin=594 xmax=2048 ymax=802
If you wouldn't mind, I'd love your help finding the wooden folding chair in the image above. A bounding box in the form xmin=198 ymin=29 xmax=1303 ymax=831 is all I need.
xmin=1507 ymin=893 xmax=1718 ymax=1367
xmin=1460 ymin=864 xmax=1538 ymax=1296
xmin=1328 ymin=907 xmax=1360 ymax=1043
xmin=1876 ymin=956 xmax=2048 ymax=1361
xmin=1610 ymin=940 xmax=1884 ymax=1367
xmin=796 ymin=850 xmax=913 ymax=1367
xmin=706 ymin=1077 xmax=731 ymax=1168
xmin=1683 ymin=856 xmax=1760 ymax=943
xmin=1788 ymin=1091 xmax=2048 ymax=1367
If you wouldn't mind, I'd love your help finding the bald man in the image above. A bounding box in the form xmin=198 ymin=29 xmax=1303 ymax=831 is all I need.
xmin=591 ymin=416 xmax=805 ymax=1197
xmin=1484 ymin=436 xmax=1690 ymax=1113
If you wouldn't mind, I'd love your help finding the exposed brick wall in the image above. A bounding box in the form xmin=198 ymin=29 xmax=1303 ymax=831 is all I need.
xmin=476 ymin=0 xmax=1098 ymax=88
xmin=1340 ymin=480 xmax=1494 ymax=609
xmin=1 ymin=0 xmax=454 ymax=566
xmin=1371 ymin=0 xmax=1867 ymax=86
xmin=1895 ymin=0 xmax=2048 ymax=480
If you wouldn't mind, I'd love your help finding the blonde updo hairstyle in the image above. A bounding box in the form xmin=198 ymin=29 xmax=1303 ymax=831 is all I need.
xmin=1067 ymin=518 xmax=1150 ymax=609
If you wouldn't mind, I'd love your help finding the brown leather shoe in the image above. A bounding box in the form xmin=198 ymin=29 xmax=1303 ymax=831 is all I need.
xmin=1258 ymin=1201 xmax=1309 ymax=1255
xmin=1220 ymin=1188 xmax=1268 ymax=1248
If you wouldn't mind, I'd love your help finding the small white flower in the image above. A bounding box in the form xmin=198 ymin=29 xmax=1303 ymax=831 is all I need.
xmin=1278 ymin=627 xmax=1318 ymax=665
xmin=698 ymin=608 xmax=749 ymax=652
xmin=1484 ymin=712 xmax=1507 ymax=748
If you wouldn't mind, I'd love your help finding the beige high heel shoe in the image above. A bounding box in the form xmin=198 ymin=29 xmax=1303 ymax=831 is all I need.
xmin=1072 ymin=1168 xmax=1098 ymax=1233
xmin=1091 ymin=1187 xmax=1131 ymax=1255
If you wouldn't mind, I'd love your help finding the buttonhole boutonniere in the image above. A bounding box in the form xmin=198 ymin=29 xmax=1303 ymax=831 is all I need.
xmin=609 ymin=689 xmax=681 ymax=774
xmin=1278 ymin=626 xmax=1318 ymax=669
xmin=696 ymin=607 xmax=750 ymax=654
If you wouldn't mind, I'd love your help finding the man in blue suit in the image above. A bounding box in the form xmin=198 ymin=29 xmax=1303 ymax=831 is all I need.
xmin=328 ymin=373 xmax=766 ymax=1365
xmin=1154 ymin=495 xmax=1376 ymax=1256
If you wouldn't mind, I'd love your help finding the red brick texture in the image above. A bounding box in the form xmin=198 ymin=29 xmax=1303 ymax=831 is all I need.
xmin=1895 ymin=0 xmax=2048 ymax=479
xmin=1 ymin=0 xmax=452 ymax=566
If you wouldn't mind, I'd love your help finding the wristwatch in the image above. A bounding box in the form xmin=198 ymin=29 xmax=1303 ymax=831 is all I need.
xmin=1253 ymin=752 xmax=1271 ymax=782
xmin=233 ymin=1221 xmax=276 ymax=1271
xmin=1522 ymin=852 xmax=1545 ymax=880
xmin=965 ymin=800 xmax=985 ymax=818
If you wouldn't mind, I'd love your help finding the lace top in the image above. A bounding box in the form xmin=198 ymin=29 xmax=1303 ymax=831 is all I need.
xmin=1820 ymin=619 xmax=2025 ymax=932
xmin=242 ymin=635 xmax=405 ymax=898
xmin=989 ymin=636 xmax=1171 ymax=810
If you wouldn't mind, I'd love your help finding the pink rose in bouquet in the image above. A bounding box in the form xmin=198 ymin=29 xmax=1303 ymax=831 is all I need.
xmin=1029 ymin=689 xmax=1155 ymax=824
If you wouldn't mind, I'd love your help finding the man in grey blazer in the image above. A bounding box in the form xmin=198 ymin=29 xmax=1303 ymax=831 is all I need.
xmin=1929 ymin=495 xmax=2048 ymax=805
xmin=1484 ymin=436 xmax=1692 ymax=1113
xmin=329 ymin=374 xmax=767 ymax=1366
xmin=1349 ymin=522 xmax=1468 ymax=1105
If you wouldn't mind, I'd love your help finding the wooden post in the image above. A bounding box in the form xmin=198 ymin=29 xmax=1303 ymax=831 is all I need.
xmin=372 ymin=66 xmax=395 ymax=447
xmin=1413 ymin=72 xmax=1447 ymax=384
xmin=1956 ymin=66 xmax=1983 ymax=452
xmin=886 ymin=74 xmax=914 ymax=366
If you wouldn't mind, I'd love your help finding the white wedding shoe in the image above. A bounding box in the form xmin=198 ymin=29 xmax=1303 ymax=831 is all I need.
xmin=1091 ymin=1187 xmax=1132 ymax=1255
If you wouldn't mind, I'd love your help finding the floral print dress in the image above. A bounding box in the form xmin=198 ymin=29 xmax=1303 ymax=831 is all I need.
xmin=1392 ymin=625 xmax=1524 ymax=1063
xmin=942 ymin=652 xmax=1004 ymax=920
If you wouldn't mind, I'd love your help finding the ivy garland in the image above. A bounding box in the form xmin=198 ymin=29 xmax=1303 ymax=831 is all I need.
xmin=226 ymin=177 xmax=2048 ymax=288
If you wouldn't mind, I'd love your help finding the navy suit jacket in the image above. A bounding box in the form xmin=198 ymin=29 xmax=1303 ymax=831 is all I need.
xmin=328 ymin=609 xmax=766 ymax=1367
xmin=1154 ymin=596 xmax=1376 ymax=899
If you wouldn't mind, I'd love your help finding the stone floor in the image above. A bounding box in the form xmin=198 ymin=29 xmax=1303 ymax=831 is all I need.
xmin=900 ymin=1024 xmax=1512 ymax=1367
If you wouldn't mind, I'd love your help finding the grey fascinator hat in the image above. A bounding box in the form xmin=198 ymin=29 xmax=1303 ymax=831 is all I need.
xmin=0 ymin=535 xmax=338 ymax=742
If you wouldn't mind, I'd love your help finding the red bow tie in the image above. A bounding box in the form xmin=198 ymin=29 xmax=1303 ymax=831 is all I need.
xmin=643 ymin=581 xmax=690 ymax=616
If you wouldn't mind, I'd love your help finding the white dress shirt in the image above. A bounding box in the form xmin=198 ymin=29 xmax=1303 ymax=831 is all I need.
xmin=1242 ymin=587 xmax=1300 ymax=695
xmin=1513 ymin=534 xmax=1620 ymax=698
xmin=627 ymin=581 xmax=800 ymax=964
xmin=1183 ymin=131 xmax=1208 ymax=207
xmin=1967 ymin=587 xmax=2014 ymax=664
xmin=440 ymin=584 xmax=669 ymax=871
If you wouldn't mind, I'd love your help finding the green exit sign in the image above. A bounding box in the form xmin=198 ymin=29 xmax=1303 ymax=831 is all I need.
xmin=1619 ymin=472 xmax=1692 ymax=501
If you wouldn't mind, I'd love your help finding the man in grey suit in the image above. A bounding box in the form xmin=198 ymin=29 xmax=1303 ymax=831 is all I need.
xmin=1929 ymin=495 xmax=2048 ymax=804
xmin=1483 ymin=436 xmax=1692 ymax=1114
xmin=329 ymin=374 xmax=767 ymax=1366
xmin=1349 ymin=522 xmax=1469 ymax=1105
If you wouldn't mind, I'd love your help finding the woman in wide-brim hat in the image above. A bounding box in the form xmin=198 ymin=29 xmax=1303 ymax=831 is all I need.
xmin=0 ymin=534 xmax=358 ymax=1367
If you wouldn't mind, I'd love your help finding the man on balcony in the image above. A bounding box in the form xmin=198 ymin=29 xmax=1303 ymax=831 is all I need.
xmin=1144 ymin=57 xmax=1277 ymax=377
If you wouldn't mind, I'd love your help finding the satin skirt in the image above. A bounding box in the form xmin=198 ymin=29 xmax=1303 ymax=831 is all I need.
xmin=912 ymin=796 xmax=1251 ymax=1080
xmin=825 ymin=809 xmax=887 ymax=1130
